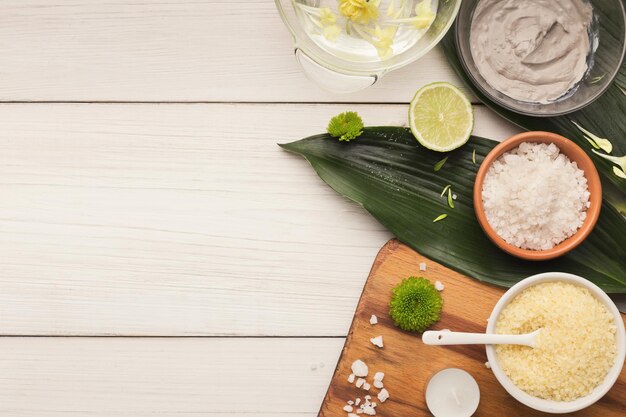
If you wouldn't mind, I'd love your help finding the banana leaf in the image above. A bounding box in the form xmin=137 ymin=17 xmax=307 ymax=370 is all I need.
xmin=441 ymin=11 xmax=626 ymax=213
xmin=280 ymin=128 xmax=626 ymax=292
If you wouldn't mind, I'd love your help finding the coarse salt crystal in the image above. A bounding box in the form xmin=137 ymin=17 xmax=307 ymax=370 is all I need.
xmin=362 ymin=405 xmax=376 ymax=415
xmin=434 ymin=281 xmax=444 ymax=291
xmin=351 ymin=360 xmax=368 ymax=377
xmin=348 ymin=400 xmax=354 ymax=405
xmin=377 ymin=388 xmax=389 ymax=403
xmin=373 ymin=372 xmax=384 ymax=382
xmin=343 ymin=405 xmax=354 ymax=412
xmin=356 ymin=378 xmax=366 ymax=388
xmin=485 ymin=361 xmax=491 ymax=369
xmin=364 ymin=395 xmax=371 ymax=400
xmin=369 ymin=315 xmax=378 ymax=325
xmin=362 ymin=382 xmax=371 ymax=391
xmin=419 ymin=262 xmax=427 ymax=271
xmin=348 ymin=373 xmax=355 ymax=383
xmin=370 ymin=336 xmax=383 ymax=348
xmin=482 ymin=142 xmax=590 ymax=250
xmin=373 ymin=380 xmax=383 ymax=389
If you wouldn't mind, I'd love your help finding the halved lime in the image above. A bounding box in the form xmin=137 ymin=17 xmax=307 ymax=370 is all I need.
xmin=409 ymin=82 xmax=474 ymax=152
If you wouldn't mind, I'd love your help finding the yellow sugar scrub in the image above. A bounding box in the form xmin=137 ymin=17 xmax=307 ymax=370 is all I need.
xmin=495 ymin=282 xmax=617 ymax=402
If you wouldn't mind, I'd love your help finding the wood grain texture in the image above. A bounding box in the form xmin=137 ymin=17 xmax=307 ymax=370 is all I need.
xmin=320 ymin=240 xmax=626 ymax=417
xmin=0 ymin=103 xmax=520 ymax=336
xmin=0 ymin=0 xmax=469 ymax=103
xmin=0 ymin=337 xmax=343 ymax=416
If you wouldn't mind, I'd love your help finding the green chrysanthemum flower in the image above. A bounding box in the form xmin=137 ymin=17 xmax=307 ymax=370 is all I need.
xmin=327 ymin=111 xmax=364 ymax=142
xmin=389 ymin=276 xmax=443 ymax=332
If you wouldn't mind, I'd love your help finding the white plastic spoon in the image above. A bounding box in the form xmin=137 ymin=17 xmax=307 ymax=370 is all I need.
xmin=422 ymin=329 xmax=541 ymax=348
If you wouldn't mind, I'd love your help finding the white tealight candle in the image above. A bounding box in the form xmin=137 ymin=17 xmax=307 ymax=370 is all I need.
xmin=425 ymin=368 xmax=480 ymax=417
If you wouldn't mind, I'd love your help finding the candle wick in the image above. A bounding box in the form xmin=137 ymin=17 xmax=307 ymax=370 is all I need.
xmin=451 ymin=388 xmax=461 ymax=406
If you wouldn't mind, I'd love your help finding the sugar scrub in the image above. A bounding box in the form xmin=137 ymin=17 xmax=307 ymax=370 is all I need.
xmin=482 ymin=142 xmax=590 ymax=250
xmin=495 ymin=282 xmax=617 ymax=401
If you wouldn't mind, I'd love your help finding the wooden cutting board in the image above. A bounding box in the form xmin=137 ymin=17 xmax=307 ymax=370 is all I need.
xmin=319 ymin=239 xmax=626 ymax=417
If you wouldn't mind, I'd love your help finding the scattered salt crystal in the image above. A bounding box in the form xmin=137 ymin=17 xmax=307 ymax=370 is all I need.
xmin=485 ymin=361 xmax=491 ymax=369
xmin=434 ymin=281 xmax=444 ymax=291
xmin=343 ymin=405 xmax=354 ymax=412
xmin=348 ymin=400 xmax=354 ymax=405
xmin=362 ymin=405 xmax=376 ymax=415
xmin=373 ymin=380 xmax=383 ymax=389
xmin=348 ymin=373 xmax=355 ymax=383
xmin=377 ymin=389 xmax=389 ymax=403
xmin=356 ymin=410 xmax=364 ymax=415
xmin=355 ymin=398 xmax=361 ymax=405
xmin=482 ymin=142 xmax=590 ymax=250
xmin=370 ymin=336 xmax=383 ymax=348
xmin=371 ymin=402 xmax=377 ymax=408
xmin=364 ymin=395 xmax=371 ymax=400
xmin=362 ymin=382 xmax=371 ymax=391
xmin=373 ymin=372 xmax=384 ymax=382
xmin=356 ymin=378 xmax=366 ymax=388
xmin=452 ymin=194 xmax=457 ymax=200
xmin=351 ymin=360 xmax=368 ymax=377
xmin=419 ymin=262 xmax=427 ymax=271
xmin=369 ymin=315 xmax=378 ymax=325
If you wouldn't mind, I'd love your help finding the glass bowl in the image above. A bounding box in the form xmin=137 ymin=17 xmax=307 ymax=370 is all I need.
xmin=455 ymin=0 xmax=626 ymax=116
xmin=276 ymin=0 xmax=462 ymax=93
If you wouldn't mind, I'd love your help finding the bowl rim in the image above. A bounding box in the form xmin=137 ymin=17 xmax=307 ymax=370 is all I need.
xmin=473 ymin=131 xmax=602 ymax=261
xmin=454 ymin=0 xmax=626 ymax=117
xmin=485 ymin=272 xmax=626 ymax=414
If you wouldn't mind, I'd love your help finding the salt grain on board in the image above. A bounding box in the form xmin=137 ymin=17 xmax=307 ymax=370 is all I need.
xmin=343 ymin=405 xmax=354 ymax=412
xmin=362 ymin=382 xmax=371 ymax=391
xmin=356 ymin=378 xmax=366 ymax=388
xmin=370 ymin=336 xmax=383 ymax=348
xmin=377 ymin=389 xmax=389 ymax=403
xmin=373 ymin=379 xmax=383 ymax=389
xmin=419 ymin=262 xmax=427 ymax=271
xmin=348 ymin=373 xmax=355 ymax=383
xmin=434 ymin=281 xmax=444 ymax=291
xmin=351 ymin=360 xmax=368 ymax=377
xmin=369 ymin=315 xmax=378 ymax=325
xmin=373 ymin=372 xmax=384 ymax=382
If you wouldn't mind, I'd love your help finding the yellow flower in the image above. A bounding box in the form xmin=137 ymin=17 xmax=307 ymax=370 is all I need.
xmin=413 ymin=0 xmax=435 ymax=29
xmin=324 ymin=24 xmax=342 ymax=41
xmin=372 ymin=25 xmax=397 ymax=59
xmin=339 ymin=0 xmax=379 ymax=25
xmin=320 ymin=7 xmax=337 ymax=26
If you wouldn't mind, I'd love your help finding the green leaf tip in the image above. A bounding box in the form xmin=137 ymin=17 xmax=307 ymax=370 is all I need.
xmin=447 ymin=189 xmax=455 ymax=209
xmin=327 ymin=111 xmax=364 ymax=142
xmin=472 ymin=149 xmax=477 ymax=165
xmin=389 ymin=277 xmax=443 ymax=332
xmin=433 ymin=213 xmax=448 ymax=222
xmin=440 ymin=184 xmax=451 ymax=197
xmin=434 ymin=157 xmax=448 ymax=172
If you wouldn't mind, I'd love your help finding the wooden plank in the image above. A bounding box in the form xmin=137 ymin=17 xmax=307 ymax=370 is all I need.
xmin=0 ymin=0 xmax=468 ymax=103
xmin=0 ymin=337 xmax=343 ymax=416
xmin=320 ymin=240 xmax=626 ymax=417
xmin=0 ymin=103 xmax=521 ymax=336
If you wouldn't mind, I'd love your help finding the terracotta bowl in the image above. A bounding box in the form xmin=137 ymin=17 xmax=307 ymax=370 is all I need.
xmin=473 ymin=131 xmax=602 ymax=261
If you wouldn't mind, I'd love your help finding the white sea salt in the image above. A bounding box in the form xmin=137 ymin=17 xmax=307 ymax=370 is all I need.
xmin=434 ymin=280 xmax=444 ymax=291
xmin=377 ymin=388 xmax=389 ymax=403
xmin=343 ymin=405 xmax=354 ymax=412
xmin=351 ymin=360 xmax=368 ymax=377
xmin=348 ymin=373 xmax=356 ymax=383
xmin=373 ymin=372 xmax=384 ymax=382
xmin=482 ymin=142 xmax=590 ymax=250
xmin=356 ymin=378 xmax=366 ymax=388
xmin=369 ymin=314 xmax=378 ymax=325
xmin=370 ymin=336 xmax=383 ymax=348
xmin=419 ymin=262 xmax=427 ymax=271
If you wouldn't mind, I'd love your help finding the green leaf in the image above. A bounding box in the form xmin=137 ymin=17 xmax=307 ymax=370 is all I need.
xmin=280 ymin=127 xmax=626 ymax=293
xmin=440 ymin=23 xmax=626 ymax=201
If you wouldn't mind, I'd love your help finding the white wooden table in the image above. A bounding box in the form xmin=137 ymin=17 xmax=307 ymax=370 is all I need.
xmin=0 ymin=2 xmax=522 ymax=415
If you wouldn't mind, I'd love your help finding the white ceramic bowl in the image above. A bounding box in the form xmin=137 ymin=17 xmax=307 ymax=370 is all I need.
xmin=486 ymin=272 xmax=626 ymax=414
